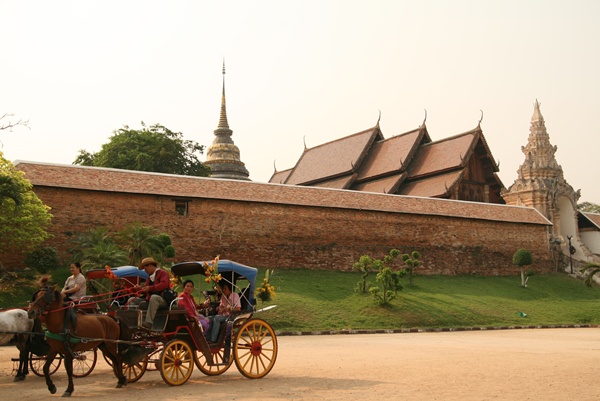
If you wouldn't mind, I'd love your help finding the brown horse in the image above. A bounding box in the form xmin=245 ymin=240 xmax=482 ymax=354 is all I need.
xmin=27 ymin=286 xmax=129 ymax=397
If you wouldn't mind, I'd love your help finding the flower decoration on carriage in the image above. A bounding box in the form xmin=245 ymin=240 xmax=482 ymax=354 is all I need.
xmin=255 ymin=268 xmax=276 ymax=304
xmin=204 ymin=256 xmax=222 ymax=284
xmin=163 ymin=265 xmax=181 ymax=290
xmin=104 ymin=265 xmax=119 ymax=284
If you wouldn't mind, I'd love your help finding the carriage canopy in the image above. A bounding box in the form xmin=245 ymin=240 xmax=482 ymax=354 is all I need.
xmin=171 ymin=260 xmax=258 ymax=307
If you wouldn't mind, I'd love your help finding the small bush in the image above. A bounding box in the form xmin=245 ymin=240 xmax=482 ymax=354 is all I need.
xmin=24 ymin=246 xmax=61 ymax=274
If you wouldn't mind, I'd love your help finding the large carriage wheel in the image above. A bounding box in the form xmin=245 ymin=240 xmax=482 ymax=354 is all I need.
xmin=72 ymin=349 xmax=98 ymax=378
xmin=30 ymin=355 xmax=61 ymax=377
xmin=193 ymin=347 xmax=233 ymax=376
xmin=122 ymin=357 xmax=148 ymax=383
xmin=233 ymin=319 xmax=278 ymax=379
xmin=159 ymin=339 xmax=194 ymax=386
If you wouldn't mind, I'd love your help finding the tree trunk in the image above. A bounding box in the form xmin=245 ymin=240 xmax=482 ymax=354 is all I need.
xmin=520 ymin=267 xmax=527 ymax=287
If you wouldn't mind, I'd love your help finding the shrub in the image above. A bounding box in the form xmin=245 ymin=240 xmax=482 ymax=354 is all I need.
xmin=24 ymin=246 xmax=61 ymax=274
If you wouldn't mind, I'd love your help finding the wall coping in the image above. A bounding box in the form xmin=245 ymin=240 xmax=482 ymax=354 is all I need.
xmin=14 ymin=160 xmax=552 ymax=226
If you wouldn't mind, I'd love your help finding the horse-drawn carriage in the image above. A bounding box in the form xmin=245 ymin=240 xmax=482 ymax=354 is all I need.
xmin=26 ymin=259 xmax=278 ymax=396
xmin=10 ymin=265 xmax=151 ymax=380
xmin=115 ymin=259 xmax=278 ymax=385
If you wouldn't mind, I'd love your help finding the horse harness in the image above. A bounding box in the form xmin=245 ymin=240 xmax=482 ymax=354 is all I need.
xmin=31 ymin=287 xmax=81 ymax=357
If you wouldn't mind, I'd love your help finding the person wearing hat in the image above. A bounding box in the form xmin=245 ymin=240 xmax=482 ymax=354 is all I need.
xmin=127 ymin=257 xmax=171 ymax=330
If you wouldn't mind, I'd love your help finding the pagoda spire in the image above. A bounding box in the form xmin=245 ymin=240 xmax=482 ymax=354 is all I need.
xmin=218 ymin=60 xmax=230 ymax=129
xmin=204 ymin=62 xmax=250 ymax=181
xmin=502 ymin=100 xmax=580 ymax=241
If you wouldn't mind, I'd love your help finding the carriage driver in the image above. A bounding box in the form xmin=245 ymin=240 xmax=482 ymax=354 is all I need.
xmin=127 ymin=257 xmax=171 ymax=330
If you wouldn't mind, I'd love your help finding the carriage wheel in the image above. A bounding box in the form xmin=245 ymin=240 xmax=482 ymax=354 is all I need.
xmin=122 ymin=357 xmax=148 ymax=383
xmin=30 ymin=355 xmax=61 ymax=377
xmin=72 ymin=349 xmax=98 ymax=378
xmin=233 ymin=319 xmax=278 ymax=379
xmin=193 ymin=347 xmax=233 ymax=376
xmin=159 ymin=340 xmax=194 ymax=386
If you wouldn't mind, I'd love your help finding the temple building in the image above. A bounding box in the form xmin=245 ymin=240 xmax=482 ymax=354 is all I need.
xmin=269 ymin=116 xmax=505 ymax=204
xmin=502 ymin=100 xmax=598 ymax=263
xmin=204 ymin=63 xmax=250 ymax=181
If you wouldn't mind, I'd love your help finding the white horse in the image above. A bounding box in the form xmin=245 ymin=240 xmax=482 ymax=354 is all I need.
xmin=0 ymin=309 xmax=34 ymax=381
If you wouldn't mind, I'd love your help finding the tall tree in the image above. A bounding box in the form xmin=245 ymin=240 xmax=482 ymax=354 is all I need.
xmin=0 ymin=152 xmax=52 ymax=274
xmin=117 ymin=222 xmax=164 ymax=267
xmin=578 ymin=202 xmax=600 ymax=214
xmin=73 ymin=122 xmax=210 ymax=177
xmin=68 ymin=227 xmax=126 ymax=270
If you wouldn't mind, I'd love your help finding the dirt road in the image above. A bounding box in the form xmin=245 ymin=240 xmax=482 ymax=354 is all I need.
xmin=1 ymin=328 xmax=599 ymax=400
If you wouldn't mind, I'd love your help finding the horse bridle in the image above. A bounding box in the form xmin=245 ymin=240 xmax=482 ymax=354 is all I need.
xmin=29 ymin=287 xmax=57 ymax=315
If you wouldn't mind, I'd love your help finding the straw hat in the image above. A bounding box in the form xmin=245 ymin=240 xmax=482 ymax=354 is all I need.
xmin=139 ymin=257 xmax=159 ymax=270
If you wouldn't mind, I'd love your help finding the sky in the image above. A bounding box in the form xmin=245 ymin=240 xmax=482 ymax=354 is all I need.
xmin=1 ymin=0 xmax=599 ymax=203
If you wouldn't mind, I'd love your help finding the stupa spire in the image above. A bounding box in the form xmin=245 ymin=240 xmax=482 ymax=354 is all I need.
xmin=218 ymin=60 xmax=230 ymax=129
xmin=204 ymin=62 xmax=250 ymax=181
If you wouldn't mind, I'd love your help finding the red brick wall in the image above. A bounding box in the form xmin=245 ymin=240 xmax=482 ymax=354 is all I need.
xmin=5 ymin=185 xmax=552 ymax=275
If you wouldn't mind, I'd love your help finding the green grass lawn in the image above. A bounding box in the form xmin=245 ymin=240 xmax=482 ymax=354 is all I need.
xmin=255 ymin=269 xmax=600 ymax=331
xmin=2 ymin=267 xmax=599 ymax=332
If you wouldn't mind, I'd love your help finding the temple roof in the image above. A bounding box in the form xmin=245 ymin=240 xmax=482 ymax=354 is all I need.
xmin=284 ymin=126 xmax=381 ymax=185
xmin=581 ymin=212 xmax=600 ymax=230
xmin=270 ymin=120 xmax=504 ymax=203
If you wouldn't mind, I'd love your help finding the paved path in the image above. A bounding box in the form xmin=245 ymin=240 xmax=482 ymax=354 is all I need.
xmin=0 ymin=328 xmax=598 ymax=400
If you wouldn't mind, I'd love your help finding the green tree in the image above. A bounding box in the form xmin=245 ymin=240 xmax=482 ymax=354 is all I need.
xmin=73 ymin=122 xmax=210 ymax=177
xmin=117 ymin=222 xmax=169 ymax=266
xmin=578 ymin=202 xmax=600 ymax=213
xmin=68 ymin=227 xmax=127 ymax=270
xmin=352 ymin=255 xmax=380 ymax=293
xmin=401 ymin=251 xmax=421 ymax=286
xmin=0 ymin=152 xmax=52 ymax=274
xmin=512 ymin=249 xmax=533 ymax=287
xmin=367 ymin=249 xmax=404 ymax=306
xmin=68 ymin=224 xmax=176 ymax=270
xmin=580 ymin=263 xmax=600 ymax=287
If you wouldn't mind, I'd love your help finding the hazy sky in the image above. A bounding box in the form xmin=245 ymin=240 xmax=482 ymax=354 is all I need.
xmin=2 ymin=1 xmax=599 ymax=203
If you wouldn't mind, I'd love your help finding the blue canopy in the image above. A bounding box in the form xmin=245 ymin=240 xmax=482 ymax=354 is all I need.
xmin=111 ymin=265 xmax=149 ymax=279
xmin=171 ymin=260 xmax=258 ymax=308
xmin=86 ymin=265 xmax=148 ymax=281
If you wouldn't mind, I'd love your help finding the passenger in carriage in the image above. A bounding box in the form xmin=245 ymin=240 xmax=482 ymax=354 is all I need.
xmin=207 ymin=280 xmax=241 ymax=343
xmin=178 ymin=280 xmax=210 ymax=332
xmin=127 ymin=257 xmax=171 ymax=330
xmin=61 ymin=262 xmax=87 ymax=302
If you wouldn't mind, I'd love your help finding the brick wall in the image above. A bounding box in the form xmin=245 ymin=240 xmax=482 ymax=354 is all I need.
xmin=6 ymin=185 xmax=553 ymax=275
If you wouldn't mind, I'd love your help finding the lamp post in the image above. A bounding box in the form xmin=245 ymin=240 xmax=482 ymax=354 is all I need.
xmin=567 ymin=235 xmax=573 ymax=274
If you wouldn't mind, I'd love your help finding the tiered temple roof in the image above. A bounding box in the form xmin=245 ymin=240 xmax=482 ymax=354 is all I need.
xmin=270 ymin=118 xmax=505 ymax=203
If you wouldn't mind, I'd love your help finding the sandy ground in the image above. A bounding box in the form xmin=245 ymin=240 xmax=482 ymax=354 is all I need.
xmin=0 ymin=328 xmax=599 ymax=400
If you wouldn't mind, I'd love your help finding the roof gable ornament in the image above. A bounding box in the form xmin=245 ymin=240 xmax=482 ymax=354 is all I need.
xmin=422 ymin=109 xmax=427 ymax=127
xmin=478 ymin=110 xmax=484 ymax=127
xmin=377 ymin=110 xmax=381 ymax=126
xmin=303 ymin=135 xmax=307 ymax=150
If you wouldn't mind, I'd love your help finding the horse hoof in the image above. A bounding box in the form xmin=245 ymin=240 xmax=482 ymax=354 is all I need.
xmin=49 ymin=385 xmax=57 ymax=394
xmin=62 ymin=391 xmax=72 ymax=397
xmin=13 ymin=375 xmax=25 ymax=382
